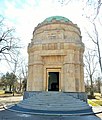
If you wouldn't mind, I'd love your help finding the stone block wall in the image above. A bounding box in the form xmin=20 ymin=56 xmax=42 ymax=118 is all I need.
xmin=27 ymin=17 xmax=85 ymax=92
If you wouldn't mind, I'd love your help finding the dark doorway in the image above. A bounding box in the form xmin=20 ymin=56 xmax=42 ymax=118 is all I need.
xmin=48 ymin=72 xmax=59 ymax=91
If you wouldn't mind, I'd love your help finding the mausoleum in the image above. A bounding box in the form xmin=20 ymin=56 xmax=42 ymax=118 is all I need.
xmin=8 ymin=16 xmax=95 ymax=116
xmin=27 ymin=16 xmax=85 ymax=92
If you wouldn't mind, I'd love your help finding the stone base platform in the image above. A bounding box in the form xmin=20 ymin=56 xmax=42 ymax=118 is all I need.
xmin=7 ymin=92 xmax=93 ymax=115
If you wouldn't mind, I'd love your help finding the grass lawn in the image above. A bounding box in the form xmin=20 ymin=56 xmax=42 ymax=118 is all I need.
xmin=0 ymin=90 xmax=22 ymax=97
xmin=0 ymin=90 xmax=5 ymax=95
xmin=88 ymin=99 xmax=102 ymax=106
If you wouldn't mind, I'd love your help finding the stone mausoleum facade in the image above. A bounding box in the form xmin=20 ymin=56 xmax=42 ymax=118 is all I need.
xmin=9 ymin=16 xmax=97 ymax=117
xmin=27 ymin=16 xmax=85 ymax=93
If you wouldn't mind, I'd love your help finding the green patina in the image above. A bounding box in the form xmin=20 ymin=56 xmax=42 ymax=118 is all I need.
xmin=43 ymin=16 xmax=71 ymax=23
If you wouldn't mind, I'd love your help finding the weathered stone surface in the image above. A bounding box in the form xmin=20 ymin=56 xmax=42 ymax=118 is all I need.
xmin=5 ymin=16 xmax=100 ymax=120
xmin=0 ymin=110 xmax=101 ymax=120
xmin=9 ymin=92 xmax=92 ymax=115
xmin=27 ymin=16 xmax=85 ymax=92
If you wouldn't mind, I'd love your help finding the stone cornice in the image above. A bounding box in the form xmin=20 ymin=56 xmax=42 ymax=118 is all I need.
xmin=33 ymin=28 xmax=81 ymax=40
xmin=33 ymin=22 xmax=80 ymax=35
xmin=28 ymin=42 xmax=84 ymax=53
xmin=63 ymin=62 xmax=84 ymax=66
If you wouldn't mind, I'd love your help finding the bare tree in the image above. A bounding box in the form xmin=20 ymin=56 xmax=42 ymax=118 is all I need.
xmin=84 ymin=50 xmax=98 ymax=95
xmin=93 ymin=0 xmax=102 ymax=19
xmin=86 ymin=22 xmax=102 ymax=74
xmin=21 ymin=60 xmax=28 ymax=92
xmin=58 ymin=0 xmax=102 ymax=19
xmin=12 ymin=53 xmax=19 ymax=96
xmin=0 ymin=15 xmax=20 ymax=64
xmin=17 ymin=58 xmax=28 ymax=92
xmin=95 ymin=76 xmax=102 ymax=93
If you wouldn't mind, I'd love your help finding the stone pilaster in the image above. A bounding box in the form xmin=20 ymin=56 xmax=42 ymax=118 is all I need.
xmin=80 ymin=65 xmax=85 ymax=92
xmin=63 ymin=49 xmax=76 ymax=92
xmin=32 ymin=64 xmax=43 ymax=91
xmin=27 ymin=65 xmax=33 ymax=91
xmin=63 ymin=63 xmax=75 ymax=92
xmin=75 ymin=64 xmax=80 ymax=92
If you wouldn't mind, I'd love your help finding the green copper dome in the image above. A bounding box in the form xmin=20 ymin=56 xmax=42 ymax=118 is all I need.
xmin=42 ymin=16 xmax=72 ymax=24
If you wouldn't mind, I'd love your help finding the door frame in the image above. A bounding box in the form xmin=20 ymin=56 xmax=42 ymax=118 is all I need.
xmin=46 ymin=68 xmax=61 ymax=91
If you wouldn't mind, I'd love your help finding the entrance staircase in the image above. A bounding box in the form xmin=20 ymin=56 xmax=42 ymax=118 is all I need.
xmin=8 ymin=92 xmax=93 ymax=115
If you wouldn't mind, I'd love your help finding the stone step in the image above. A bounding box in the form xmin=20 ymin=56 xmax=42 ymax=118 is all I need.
xmin=16 ymin=92 xmax=91 ymax=112
xmin=19 ymin=99 xmax=88 ymax=104
xmin=19 ymin=100 xmax=87 ymax=106
xmin=19 ymin=104 xmax=89 ymax=109
xmin=18 ymin=101 xmax=89 ymax=107
xmin=24 ymin=93 xmax=80 ymax=100
xmin=17 ymin=103 xmax=90 ymax=111
xmin=27 ymin=99 xmax=76 ymax=102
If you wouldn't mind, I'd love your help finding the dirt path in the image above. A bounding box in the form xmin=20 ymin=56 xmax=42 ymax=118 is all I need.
xmin=92 ymin=106 xmax=102 ymax=119
xmin=0 ymin=95 xmax=23 ymax=107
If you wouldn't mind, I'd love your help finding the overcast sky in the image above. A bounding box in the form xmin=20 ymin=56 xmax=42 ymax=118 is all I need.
xmin=0 ymin=0 xmax=87 ymax=44
xmin=0 ymin=0 xmax=98 ymax=74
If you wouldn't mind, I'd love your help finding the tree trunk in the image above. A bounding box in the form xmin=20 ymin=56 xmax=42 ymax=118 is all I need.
xmin=9 ymin=85 xmax=12 ymax=91
xmin=90 ymin=75 xmax=94 ymax=96
xmin=96 ymin=38 xmax=102 ymax=74
xmin=19 ymin=78 xmax=22 ymax=92
xmin=12 ymin=84 xmax=14 ymax=96
xmin=97 ymin=77 xmax=101 ymax=93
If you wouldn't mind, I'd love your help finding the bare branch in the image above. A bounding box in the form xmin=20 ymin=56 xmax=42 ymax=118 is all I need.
xmin=86 ymin=31 xmax=97 ymax=44
xmin=58 ymin=0 xmax=72 ymax=5
xmin=84 ymin=49 xmax=98 ymax=95
xmin=0 ymin=15 xmax=21 ymax=66
xmin=94 ymin=0 xmax=102 ymax=19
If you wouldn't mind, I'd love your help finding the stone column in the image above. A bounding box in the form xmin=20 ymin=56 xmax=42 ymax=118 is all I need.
xmin=27 ymin=65 xmax=33 ymax=91
xmin=32 ymin=63 xmax=43 ymax=91
xmin=80 ymin=65 xmax=85 ymax=92
xmin=75 ymin=64 xmax=80 ymax=92
xmin=27 ymin=52 xmax=34 ymax=91
xmin=63 ymin=49 xmax=75 ymax=92
xmin=80 ymin=51 xmax=85 ymax=92
xmin=31 ymin=53 xmax=43 ymax=91
xmin=63 ymin=63 xmax=75 ymax=92
xmin=74 ymin=49 xmax=85 ymax=92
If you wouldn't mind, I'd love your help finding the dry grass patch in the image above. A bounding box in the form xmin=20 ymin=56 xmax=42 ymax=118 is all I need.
xmin=0 ymin=90 xmax=5 ymax=95
xmin=88 ymin=99 xmax=99 ymax=106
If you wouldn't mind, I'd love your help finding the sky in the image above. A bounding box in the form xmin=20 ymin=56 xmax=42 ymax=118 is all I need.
xmin=0 ymin=0 xmax=88 ymax=45
xmin=0 ymin=0 xmax=100 ymax=75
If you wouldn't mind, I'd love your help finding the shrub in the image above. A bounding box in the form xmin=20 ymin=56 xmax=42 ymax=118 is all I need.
xmin=5 ymin=91 xmax=12 ymax=94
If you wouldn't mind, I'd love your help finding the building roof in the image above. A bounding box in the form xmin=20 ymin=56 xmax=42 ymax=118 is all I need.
xmin=42 ymin=16 xmax=72 ymax=24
